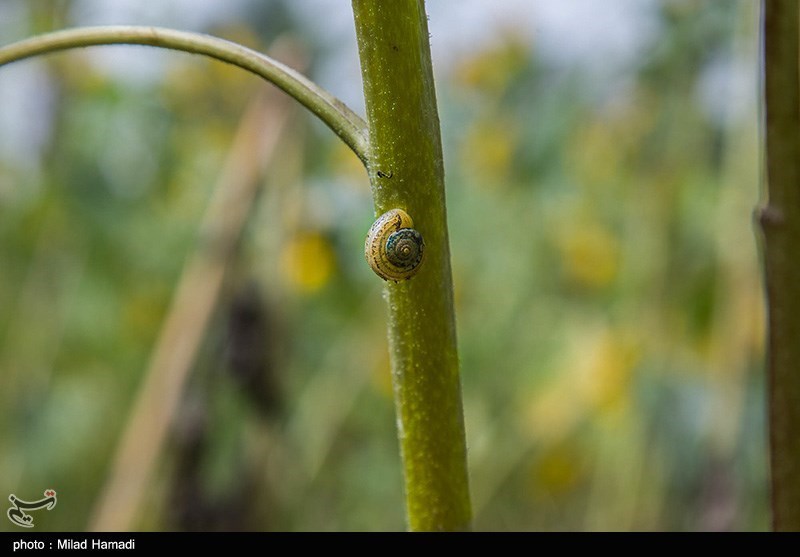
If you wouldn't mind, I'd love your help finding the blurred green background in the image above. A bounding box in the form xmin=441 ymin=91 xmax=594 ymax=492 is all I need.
xmin=0 ymin=0 xmax=766 ymax=531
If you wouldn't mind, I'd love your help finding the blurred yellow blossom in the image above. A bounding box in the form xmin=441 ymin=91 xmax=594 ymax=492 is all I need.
xmin=280 ymin=232 xmax=336 ymax=293
xmin=557 ymin=219 xmax=620 ymax=290
xmin=461 ymin=117 xmax=517 ymax=185
xmin=576 ymin=330 xmax=641 ymax=417
xmin=523 ymin=326 xmax=640 ymax=443
xmin=529 ymin=443 xmax=585 ymax=499
xmin=454 ymin=33 xmax=530 ymax=95
xmin=523 ymin=380 xmax=583 ymax=443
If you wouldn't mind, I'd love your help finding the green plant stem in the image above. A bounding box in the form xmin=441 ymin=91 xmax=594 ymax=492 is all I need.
xmin=352 ymin=0 xmax=471 ymax=531
xmin=761 ymin=0 xmax=800 ymax=532
xmin=0 ymin=25 xmax=369 ymax=164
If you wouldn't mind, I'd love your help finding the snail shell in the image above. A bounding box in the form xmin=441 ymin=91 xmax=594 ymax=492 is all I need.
xmin=365 ymin=209 xmax=425 ymax=281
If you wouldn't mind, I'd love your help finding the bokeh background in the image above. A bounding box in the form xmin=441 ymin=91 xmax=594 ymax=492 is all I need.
xmin=0 ymin=0 xmax=766 ymax=531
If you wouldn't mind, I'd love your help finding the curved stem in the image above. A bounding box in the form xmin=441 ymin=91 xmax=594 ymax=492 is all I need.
xmin=0 ymin=25 xmax=369 ymax=164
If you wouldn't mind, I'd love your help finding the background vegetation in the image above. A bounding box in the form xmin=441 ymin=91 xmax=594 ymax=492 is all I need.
xmin=0 ymin=0 xmax=766 ymax=530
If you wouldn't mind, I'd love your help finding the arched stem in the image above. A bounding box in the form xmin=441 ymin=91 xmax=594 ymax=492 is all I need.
xmin=0 ymin=25 xmax=369 ymax=164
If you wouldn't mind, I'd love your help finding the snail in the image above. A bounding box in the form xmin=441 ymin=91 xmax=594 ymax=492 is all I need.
xmin=365 ymin=209 xmax=425 ymax=281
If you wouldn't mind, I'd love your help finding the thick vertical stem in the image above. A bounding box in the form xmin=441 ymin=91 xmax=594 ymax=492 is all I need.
xmin=761 ymin=0 xmax=800 ymax=531
xmin=351 ymin=0 xmax=472 ymax=531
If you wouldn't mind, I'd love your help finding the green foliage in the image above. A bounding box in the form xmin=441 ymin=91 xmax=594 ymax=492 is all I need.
xmin=0 ymin=1 xmax=766 ymax=531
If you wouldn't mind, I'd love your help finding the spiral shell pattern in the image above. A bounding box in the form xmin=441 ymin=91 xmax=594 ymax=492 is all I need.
xmin=365 ymin=209 xmax=425 ymax=281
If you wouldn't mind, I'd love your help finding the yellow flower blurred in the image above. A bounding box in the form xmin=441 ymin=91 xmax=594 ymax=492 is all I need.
xmin=280 ymin=232 xmax=336 ymax=293
xmin=566 ymin=87 xmax=658 ymax=188
xmin=577 ymin=330 xmax=640 ymax=417
xmin=523 ymin=327 xmax=640 ymax=442
xmin=568 ymin=120 xmax=624 ymax=186
xmin=557 ymin=220 xmax=620 ymax=290
xmin=524 ymin=380 xmax=582 ymax=443
xmin=454 ymin=33 xmax=529 ymax=95
xmin=529 ymin=443 xmax=585 ymax=499
xmin=462 ymin=117 xmax=516 ymax=185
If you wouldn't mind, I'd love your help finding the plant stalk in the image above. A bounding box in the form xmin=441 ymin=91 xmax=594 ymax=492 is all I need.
xmin=761 ymin=0 xmax=800 ymax=531
xmin=352 ymin=0 xmax=472 ymax=531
